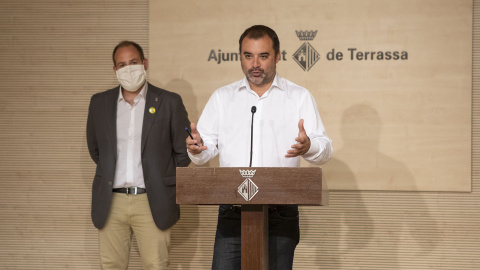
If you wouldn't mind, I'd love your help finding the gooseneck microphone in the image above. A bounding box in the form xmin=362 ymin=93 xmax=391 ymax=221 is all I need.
xmin=249 ymin=106 xmax=256 ymax=167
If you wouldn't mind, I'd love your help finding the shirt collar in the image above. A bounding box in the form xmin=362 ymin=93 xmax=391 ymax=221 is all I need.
xmin=117 ymin=82 xmax=148 ymax=103
xmin=239 ymin=73 xmax=284 ymax=93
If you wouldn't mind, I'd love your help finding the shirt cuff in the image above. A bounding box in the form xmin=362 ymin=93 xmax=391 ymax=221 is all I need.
xmin=302 ymin=138 xmax=320 ymax=159
xmin=188 ymin=151 xmax=208 ymax=165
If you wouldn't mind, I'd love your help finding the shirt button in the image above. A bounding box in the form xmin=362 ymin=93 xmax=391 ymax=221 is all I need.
xmin=108 ymin=181 xmax=113 ymax=186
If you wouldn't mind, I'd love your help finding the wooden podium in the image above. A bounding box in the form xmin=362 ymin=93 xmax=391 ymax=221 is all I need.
xmin=176 ymin=167 xmax=328 ymax=270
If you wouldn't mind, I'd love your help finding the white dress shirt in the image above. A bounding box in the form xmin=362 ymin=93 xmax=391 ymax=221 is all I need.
xmin=113 ymin=83 xmax=147 ymax=188
xmin=189 ymin=74 xmax=332 ymax=167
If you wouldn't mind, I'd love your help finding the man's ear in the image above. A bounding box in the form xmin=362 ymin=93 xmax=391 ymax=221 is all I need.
xmin=143 ymin=58 xmax=149 ymax=71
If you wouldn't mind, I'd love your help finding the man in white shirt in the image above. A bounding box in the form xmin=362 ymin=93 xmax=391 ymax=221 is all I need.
xmin=87 ymin=41 xmax=190 ymax=269
xmin=186 ymin=25 xmax=332 ymax=269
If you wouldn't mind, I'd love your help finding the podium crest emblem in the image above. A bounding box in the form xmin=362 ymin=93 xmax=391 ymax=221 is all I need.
xmin=238 ymin=170 xmax=258 ymax=201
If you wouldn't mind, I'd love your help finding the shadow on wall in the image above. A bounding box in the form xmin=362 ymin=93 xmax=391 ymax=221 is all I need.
xmin=330 ymin=103 xmax=415 ymax=190
xmin=162 ymin=78 xmax=219 ymax=269
xmin=311 ymin=103 xmax=439 ymax=268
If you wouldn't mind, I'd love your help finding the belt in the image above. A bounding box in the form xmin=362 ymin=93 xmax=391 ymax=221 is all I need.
xmin=230 ymin=205 xmax=242 ymax=213
xmin=112 ymin=187 xmax=146 ymax=195
xmin=228 ymin=205 xmax=282 ymax=213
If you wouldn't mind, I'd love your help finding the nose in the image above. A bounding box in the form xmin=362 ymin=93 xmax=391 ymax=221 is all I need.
xmin=252 ymin=57 xmax=260 ymax=68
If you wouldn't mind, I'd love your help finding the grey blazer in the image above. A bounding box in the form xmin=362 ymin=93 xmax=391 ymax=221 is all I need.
xmin=86 ymin=83 xmax=191 ymax=230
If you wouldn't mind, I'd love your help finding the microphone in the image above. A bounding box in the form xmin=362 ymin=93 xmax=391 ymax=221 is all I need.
xmin=249 ymin=106 xmax=256 ymax=167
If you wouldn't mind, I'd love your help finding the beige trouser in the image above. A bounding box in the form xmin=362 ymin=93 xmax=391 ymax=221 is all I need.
xmin=99 ymin=192 xmax=171 ymax=270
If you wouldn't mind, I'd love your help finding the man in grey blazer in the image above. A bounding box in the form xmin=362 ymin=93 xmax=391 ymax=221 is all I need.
xmin=87 ymin=40 xmax=190 ymax=269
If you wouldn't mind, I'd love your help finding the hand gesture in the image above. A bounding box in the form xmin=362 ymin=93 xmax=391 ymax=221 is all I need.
xmin=186 ymin=122 xmax=207 ymax=155
xmin=285 ymin=119 xmax=311 ymax=157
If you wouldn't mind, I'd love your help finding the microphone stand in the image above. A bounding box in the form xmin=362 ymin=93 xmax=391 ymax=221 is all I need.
xmin=249 ymin=106 xmax=256 ymax=167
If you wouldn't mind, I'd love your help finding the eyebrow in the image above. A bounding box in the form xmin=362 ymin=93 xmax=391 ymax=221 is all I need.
xmin=242 ymin=51 xmax=270 ymax=56
xmin=117 ymin=58 xmax=140 ymax=64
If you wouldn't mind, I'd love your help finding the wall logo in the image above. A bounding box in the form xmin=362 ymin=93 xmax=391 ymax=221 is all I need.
xmin=207 ymin=29 xmax=408 ymax=66
xmin=293 ymin=30 xmax=320 ymax=71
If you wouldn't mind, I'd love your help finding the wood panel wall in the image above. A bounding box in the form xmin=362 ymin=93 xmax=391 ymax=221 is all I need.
xmin=0 ymin=0 xmax=478 ymax=269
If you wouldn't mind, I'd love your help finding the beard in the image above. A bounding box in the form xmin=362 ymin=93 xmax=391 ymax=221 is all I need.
xmin=245 ymin=67 xmax=275 ymax=86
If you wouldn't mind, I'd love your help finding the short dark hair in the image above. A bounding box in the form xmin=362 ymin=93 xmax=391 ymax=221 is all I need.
xmin=112 ymin=40 xmax=145 ymax=66
xmin=239 ymin=25 xmax=280 ymax=56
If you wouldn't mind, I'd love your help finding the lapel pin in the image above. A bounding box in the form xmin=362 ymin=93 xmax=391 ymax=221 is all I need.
xmin=149 ymin=107 xmax=156 ymax=114
xmin=155 ymin=97 xmax=158 ymax=102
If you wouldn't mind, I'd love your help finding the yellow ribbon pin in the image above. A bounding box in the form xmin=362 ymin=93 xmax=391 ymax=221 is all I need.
xmin=149 ymin=107 xmax=156 ymax=114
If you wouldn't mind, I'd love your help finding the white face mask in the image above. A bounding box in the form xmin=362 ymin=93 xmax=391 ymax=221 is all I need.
xmin=115 ymin=64 xmax=146 ymax=92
